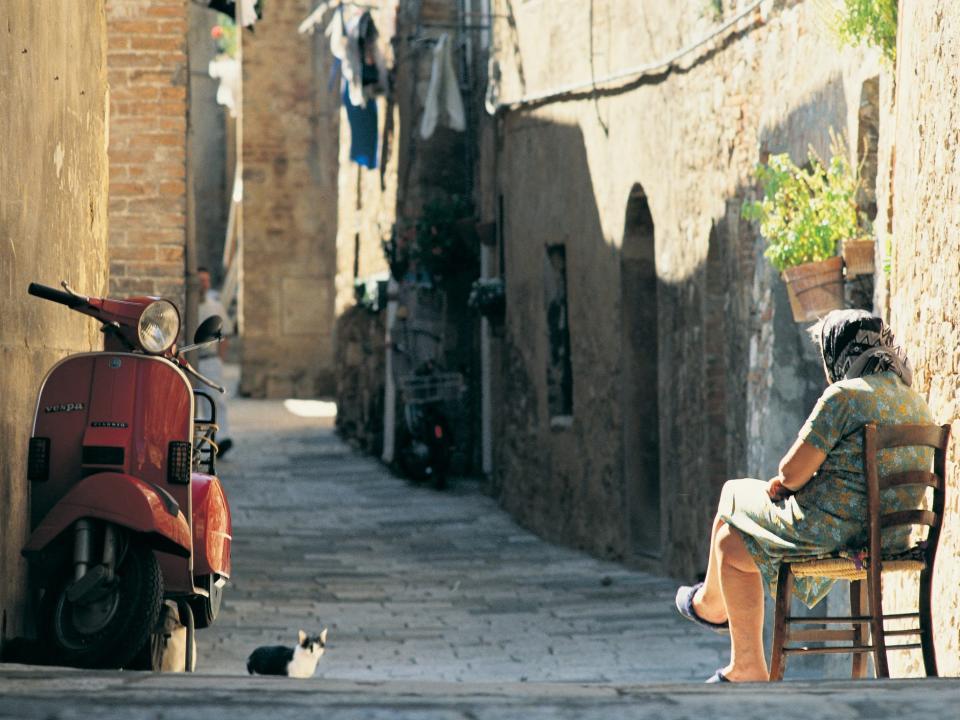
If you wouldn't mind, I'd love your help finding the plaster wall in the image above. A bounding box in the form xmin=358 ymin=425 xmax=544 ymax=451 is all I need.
xmin=0 ymin=1 xmax=109 ymax=643
xmin=879 ymin=0 xmax=960 ymax=677
xmin=240 ymin=0 xmax=339 ymax=398
xmin=490 ymin=0 xmax=879 ymax=577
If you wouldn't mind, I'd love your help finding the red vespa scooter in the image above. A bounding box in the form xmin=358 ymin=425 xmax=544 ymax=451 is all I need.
xmin=22 ymin=281 xmax=232 ymax=670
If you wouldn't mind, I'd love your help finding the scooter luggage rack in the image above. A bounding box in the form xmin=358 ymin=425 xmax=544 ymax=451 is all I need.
xmin=399 ymin=372 xmax=464 ymax=405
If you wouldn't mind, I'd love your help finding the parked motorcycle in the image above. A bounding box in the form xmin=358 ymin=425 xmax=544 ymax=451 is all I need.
xmin=21 ymin=281 xmax=232 ymax=670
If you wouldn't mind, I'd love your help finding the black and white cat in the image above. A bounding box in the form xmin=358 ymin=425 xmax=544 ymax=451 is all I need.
xmin=246 ymin=629 xmax=328 ymax=678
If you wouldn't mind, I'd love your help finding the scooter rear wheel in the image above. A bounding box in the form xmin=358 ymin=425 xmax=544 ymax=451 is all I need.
xmin=40 ymin=539 xmax=163 ymax=669
xmin=188 ymin=574 xmax=223 ymax=629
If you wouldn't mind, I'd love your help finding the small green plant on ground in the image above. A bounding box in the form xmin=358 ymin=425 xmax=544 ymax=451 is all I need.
xmin=831 ymin=0 xmax=898 ymax=63
xmin=742 ymin=137 xmax=867 ymax=273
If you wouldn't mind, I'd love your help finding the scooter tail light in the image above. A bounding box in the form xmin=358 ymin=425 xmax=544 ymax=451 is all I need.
xmin=167 ymin=441 xmax=192 ymax=485
xmin=28 ymin=437 xmax=50 ymax=482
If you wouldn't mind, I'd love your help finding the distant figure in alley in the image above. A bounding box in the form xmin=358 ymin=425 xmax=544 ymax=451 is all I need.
xmin=197 ymin=267 xmax=233 ymax=457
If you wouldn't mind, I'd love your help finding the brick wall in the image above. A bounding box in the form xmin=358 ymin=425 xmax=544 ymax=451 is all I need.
xmin=879 ymin=0 xmax=960 ymax=677
xmin=1 ymin=1 xmax=109 ymax=644
xmin=106 ymin=0 xmax=188 ymax=309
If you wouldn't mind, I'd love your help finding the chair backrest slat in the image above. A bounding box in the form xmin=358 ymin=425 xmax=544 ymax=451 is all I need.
xmin=880 ymin=509 xmax=938 ymax=529
xmin=876 ymin=424 xmax=949 ymax=450
xmin=879 ymin=470 xmax=942 ymax=491
xmin=865 ymin=423 xmax=951 ymax=577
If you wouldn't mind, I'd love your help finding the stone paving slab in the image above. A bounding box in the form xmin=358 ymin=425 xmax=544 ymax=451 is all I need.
xmin=0 ymin=666 xmax=957 ymax=720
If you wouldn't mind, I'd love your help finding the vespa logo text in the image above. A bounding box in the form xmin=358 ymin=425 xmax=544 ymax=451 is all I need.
xmin=44 ymin=402 xmax=85 ymax=414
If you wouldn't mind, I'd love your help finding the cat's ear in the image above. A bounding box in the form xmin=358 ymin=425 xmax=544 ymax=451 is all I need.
xmin=298 ymin=629 xmax=307 ymax=645
xmin=319 ymin=628 xmax=328 ymax=645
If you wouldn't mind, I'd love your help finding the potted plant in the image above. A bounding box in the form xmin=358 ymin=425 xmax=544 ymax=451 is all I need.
xmin=742 ymin=140 xmax=868 ymax=322
xmin=467 ymin=277 xmax=505 ymax=320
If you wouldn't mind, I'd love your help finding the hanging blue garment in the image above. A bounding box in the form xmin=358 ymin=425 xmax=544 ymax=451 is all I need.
xmin=343 ymin=84 xmax=378 ymax=169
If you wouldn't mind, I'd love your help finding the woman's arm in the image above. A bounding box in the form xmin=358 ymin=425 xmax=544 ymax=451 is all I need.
xmin=767 ymin=438 xmax=828 ymax=500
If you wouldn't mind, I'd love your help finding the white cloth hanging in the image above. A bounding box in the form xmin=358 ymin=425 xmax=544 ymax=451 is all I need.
xmin=329 ymin=9 xmax=386 ymax=107
xmin=208 ymin=56 xmax=240 ymax=117
xmin=419 ymin=34 xmax=466 ymax=140
xmin=236 ymin=0 xmax=258 ymax=28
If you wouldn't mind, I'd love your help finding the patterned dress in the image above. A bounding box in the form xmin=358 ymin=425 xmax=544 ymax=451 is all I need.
xmin=720 ymin=371 xmax=934 ymax=608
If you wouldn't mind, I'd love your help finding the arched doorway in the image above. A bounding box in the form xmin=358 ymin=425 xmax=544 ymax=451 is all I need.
xmin=620 ymin=184 xmax=660 ymax=556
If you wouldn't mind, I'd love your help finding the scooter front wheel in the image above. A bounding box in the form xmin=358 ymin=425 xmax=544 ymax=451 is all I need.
xmin=40 ymin=539 xmax=163 ymax=669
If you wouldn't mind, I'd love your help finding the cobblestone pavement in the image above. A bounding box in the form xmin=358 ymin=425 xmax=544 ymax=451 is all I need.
xmin=199 ymin=395 xmax=728 ymax=682
xmin=2 ymin=389 xmax=957 ymax=717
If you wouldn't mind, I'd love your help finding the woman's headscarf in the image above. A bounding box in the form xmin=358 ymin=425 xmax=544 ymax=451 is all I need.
xmin=811 ymin=310 xmax=913 ymax=386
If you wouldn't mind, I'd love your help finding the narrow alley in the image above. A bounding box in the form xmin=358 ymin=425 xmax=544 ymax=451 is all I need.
xmin=1 ymin=382 xmax=955 ymax=718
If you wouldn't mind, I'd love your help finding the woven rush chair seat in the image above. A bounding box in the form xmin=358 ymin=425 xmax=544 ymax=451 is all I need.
xmin=788 ymin=555 xmax=925 ymax=581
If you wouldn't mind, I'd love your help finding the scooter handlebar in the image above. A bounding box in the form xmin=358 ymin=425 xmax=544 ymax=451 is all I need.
xmin=28 ymin=282 xmax=87 ymax=309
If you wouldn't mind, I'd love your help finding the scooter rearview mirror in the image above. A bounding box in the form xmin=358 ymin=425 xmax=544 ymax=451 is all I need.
xmin=194 ymin=315 xmax=223 ymax=345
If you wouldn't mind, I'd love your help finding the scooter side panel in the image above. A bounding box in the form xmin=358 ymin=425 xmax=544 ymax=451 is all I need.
xmin=31 ymin=356 xmax=97 ymax=529
xmin=23 ymin=472 xmax=191 ymax=558
xmin=191 ymin=473 xmax=232 ymax=578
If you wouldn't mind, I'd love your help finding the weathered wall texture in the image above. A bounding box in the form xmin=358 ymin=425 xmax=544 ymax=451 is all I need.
xmin=240 ymin=0 xmax=339 ymax=398
xmin=188 ymin=3 xmax=229 ymax=282
xmin=0 ymin=1 xmax=110 ymax=644
xmin=489 ymin=1 xmax=879 ymax=578
xmin=106 ymin=0 xmax=188 ymax=310
xmin=879 ymin=0 xmax=960 ymax=677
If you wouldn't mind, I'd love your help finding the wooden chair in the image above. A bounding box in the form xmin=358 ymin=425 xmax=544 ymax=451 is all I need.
xmin=770 ymin=422 xmax=951 ymax=680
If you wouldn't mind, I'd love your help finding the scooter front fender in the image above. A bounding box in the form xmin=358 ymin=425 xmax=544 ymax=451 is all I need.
xmin=23 ymin=472 xmax=191 ymax=559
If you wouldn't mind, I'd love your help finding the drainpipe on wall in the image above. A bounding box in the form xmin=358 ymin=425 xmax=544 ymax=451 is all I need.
xmin=381 ymin=278 xmax=399 ymax=464
xmin=480 ymin=244 xmax=493 ymax=476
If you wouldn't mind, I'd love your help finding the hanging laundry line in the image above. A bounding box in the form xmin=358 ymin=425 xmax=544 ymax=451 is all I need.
xmin=298 ymin=0 xmax=381 ymax=35
xmin=489 ymin=0 xmax=770 ymax=113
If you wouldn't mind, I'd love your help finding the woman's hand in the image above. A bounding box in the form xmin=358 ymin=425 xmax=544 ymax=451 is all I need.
xmin=767 ymin=477 xmax=794 ymax=502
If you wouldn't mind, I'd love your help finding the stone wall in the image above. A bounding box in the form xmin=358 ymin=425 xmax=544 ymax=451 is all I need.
xmin=0 ymin=1 xmax=109 ymax=644
xmin=240 ymin=0 xmax=339 ymax=398
xmin=106 ymin=0 xmax=188 ymax=310
xmin=879 ymin=0 xmax=960 ymax=677
xmin=489 ymin=1 xmax=879 ymax=576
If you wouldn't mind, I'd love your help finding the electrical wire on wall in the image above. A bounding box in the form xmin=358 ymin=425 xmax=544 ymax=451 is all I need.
xmin=487 ymin=0 xmax=774 ymax=114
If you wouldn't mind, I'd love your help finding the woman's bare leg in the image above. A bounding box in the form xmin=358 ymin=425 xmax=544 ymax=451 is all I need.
xmin=692 ymin=513 xmax=728 ymax=624
xmin=714 ymin=524 xmax=769 ymax=682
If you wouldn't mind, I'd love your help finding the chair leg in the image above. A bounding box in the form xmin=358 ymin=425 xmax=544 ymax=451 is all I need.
xmin=849 ymin=580 xmax=869 ymax=678
xmin=867 ymin=564 xmax=889 ymax=678
xmin=918 ymin=568 xmax=938 ymax=677
xmin=769 ymin=564 xmax=793 ymax=681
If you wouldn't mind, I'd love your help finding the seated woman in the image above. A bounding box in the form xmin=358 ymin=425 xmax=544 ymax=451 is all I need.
xmin=675 ymin=310 xmax=933 ymax=683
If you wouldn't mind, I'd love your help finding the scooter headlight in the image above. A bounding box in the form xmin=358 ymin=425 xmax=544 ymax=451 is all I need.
xmin=138 ymin=300 xmax=180 ymax=354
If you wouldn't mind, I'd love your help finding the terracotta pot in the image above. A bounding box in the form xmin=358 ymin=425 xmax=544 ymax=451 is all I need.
xmin=842 ymin=239 xmax=876 ymax=277
xmin=781 ymin=255 xmax=844 ymax=323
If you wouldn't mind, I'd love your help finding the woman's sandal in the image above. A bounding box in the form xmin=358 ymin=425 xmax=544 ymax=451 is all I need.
xmin=705 ymin=668 xmax=730 ymax=683
xmin=674 ymin=581 xmax=730 ymax=635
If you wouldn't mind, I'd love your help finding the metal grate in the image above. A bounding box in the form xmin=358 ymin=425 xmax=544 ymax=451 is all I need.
xmin=27 ymin=437 xmax=50 ymax=482
xmin=167 ymin=441 xmax=192 ymax=485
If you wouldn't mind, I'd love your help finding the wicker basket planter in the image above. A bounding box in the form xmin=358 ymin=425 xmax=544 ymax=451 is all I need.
xmin=842 ymin=239 xmax=876 ymax=277
xmin=782 ymin=256 xmax=844 ymax=323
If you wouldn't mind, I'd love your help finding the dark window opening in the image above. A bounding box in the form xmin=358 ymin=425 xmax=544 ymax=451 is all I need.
xmin=544 ymin=244 xmax=573 ymax=419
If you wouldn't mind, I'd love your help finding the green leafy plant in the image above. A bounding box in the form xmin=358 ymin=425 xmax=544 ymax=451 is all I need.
xmin=413 ymin=195 xmax=478 ymax=280
xmin=832 ymin=0 xmax=898 ymax=63
xmin=742 ymin=139 xmax=866 ymax=273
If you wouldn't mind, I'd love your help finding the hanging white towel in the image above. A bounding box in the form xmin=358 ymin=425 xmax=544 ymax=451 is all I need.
xmin=236 ymin=0 xmax=258 ymax=28
xmin=419 ymin=34 xmax=466 ymax=140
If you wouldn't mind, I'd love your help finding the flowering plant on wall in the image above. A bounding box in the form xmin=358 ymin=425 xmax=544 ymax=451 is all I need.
xmin=829 ymin=0 xmax=898 ymax=63
xmin=467 ymin=278 xmax=505 ymax=319
xmin=742 ymin=144 xmax=865 ymax=273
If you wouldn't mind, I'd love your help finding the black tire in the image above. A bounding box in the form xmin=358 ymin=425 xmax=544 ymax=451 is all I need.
xmin=127 ymin=631 xmax=166 ymax=671
xmin=40 ymin=540 xmax=163 ymax=669
xmin=188 ymin=574 xmax=223 ymax=629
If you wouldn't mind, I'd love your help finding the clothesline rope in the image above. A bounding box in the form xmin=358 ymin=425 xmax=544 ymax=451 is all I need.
xmin=490 ymin=0 xmax=771 ymax=113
